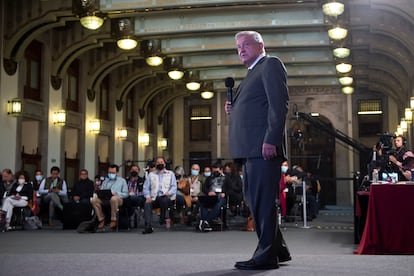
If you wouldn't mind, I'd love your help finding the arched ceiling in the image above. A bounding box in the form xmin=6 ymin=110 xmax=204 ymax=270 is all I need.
xmin=2 ymin=0 xmax=414 ymax=114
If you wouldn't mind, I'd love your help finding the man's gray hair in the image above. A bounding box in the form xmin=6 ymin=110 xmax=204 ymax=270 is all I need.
xmin=235 ymin=31 xmax=264 ymax=43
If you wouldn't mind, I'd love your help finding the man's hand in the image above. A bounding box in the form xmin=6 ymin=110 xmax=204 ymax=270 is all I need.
xmin=224 ymin=101 xmax=232 ymax=114
xmin=208 ymin=191 xmax=216 ymax=196
xmin=145 ymin=197 xmax=153 ymax=204
xmin=73 ymin=195 xmax=80 ymax=202
xmin=262 ymin=143 xmax=277 ymax=160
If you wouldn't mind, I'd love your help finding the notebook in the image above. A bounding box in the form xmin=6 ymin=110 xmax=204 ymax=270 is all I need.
xmin=96 ymin=189 xmax=112 ymax=200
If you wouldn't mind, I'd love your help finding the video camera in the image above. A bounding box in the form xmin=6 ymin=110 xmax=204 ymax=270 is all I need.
xmin=375 ymin=132 xmax=395 ymax=156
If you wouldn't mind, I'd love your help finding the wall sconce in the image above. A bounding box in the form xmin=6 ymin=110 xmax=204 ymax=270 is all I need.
xmin=7 ymin=98 xmax=22 ymax=116
xmin=405 ymin=108 xmax=412 ymax=122
xmin=165 ymin=56 xmax=184 ymax=80
xmin=89 ymin=119 xmax=101 ymax=133
xmin=72 ymin=0 xmax=105 ymax=30
xmin=396 ymin=125 xmax=404 ymax=136
xmin=53 ymin=110 xmax=66 ymax=125
xmin=111 ymin=18 xmax=138 ymax=50
xmin=410 ymin=97 xmax=414 ymax=110
xmin=339 ymin=76 xmax=353 ymax=86
xmin=322 ymin=1 xmax=345 ymax=17
xmin=141 ymin=39 xmax=163 ymax=66
xmin=185 ymin=70 xmax=201 ymax=91
xmin=159 ymin=137 xmax=168 ymax=150
xmin=328 ymin=26 xmax=348 ymax=40
xmin=200 ymin=81 xmax=215 ymax=99
xmin=139 ymin=133 xmax=150 ymax=146
xmin=117 ymin=128 xmax=128 ymax=139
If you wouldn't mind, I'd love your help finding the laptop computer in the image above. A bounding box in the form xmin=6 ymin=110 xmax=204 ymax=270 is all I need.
xmin=96 ymin=189 xmax=112 ymax=200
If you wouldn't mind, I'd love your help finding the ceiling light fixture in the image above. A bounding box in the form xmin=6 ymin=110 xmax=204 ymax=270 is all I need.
xmin=322 ymin=1 xmax=345 ymax=17
xmin=342 ymin=86 xmax=354 ymax=94
xmin=200 ymin=81 xmax=215 ymax=99
xmin=328 ymin=26 xmax=348 ymax=40
xmin=185 ymin=70 xmax=201 ymax=91
xmin=339 ymin=76 xmax=353 ymax=86
xmin=73 ymin=0 xmax=105 ymax=30
xmin=333 ymin=47 xmax=351 ymax=58
xmin=336 ymin=62 xmax=352 ymax=74
xmin=112 ymin=18 xmax=138 ymax=50
xmin=165 ymin=56 xmax=185 ymax=80
xmin=142 ymin=39 xmax=163 ymax=66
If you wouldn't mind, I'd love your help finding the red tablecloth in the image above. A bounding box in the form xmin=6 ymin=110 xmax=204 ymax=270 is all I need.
xmin=355 ymin=184 xmax=414 ymax=254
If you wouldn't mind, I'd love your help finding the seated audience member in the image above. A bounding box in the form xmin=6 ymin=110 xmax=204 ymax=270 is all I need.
xmin=174 ymin=166 xmax=188 ymax=210
xmin=198 ymin=162 xmax=228 ymax=232
xmin=142 ymin=156 xmax=177 ymax=234
xmin=38 ymin=166 xmax=69 ymax=226
xmin=279 ymin=161 xmax=289 ymax=218
xmin=400 ymin=151 xmax=414 ymax=181
xmin=223 ymin=162 xmax=243 ymax=215
xmin=187 ymin=163 xmax=205 ymax=224
xmin=1 ymin=169 xmax=16 ymax=205
xmin=94 ymin=175 xmax=104 ymax=191
xmin=72 ymin=169 xmax=95 ymax=204
xmin=31 ymin=170 xmax=44 ymax=215
xmin=91 ymin=164 xmax=129 ymax=230
xmin=126 ymin=171 xmax=145 ymax=209
xmin=1 ymin=171 xmax=33 ymax=231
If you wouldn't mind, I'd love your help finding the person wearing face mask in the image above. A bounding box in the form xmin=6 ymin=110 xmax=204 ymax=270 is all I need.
xmin=203 ymin=166 xmax=212 ymax=178
xmin=1 ymin=171 xmax=33 ymax=231
xmin=180 ymin=163 xmax=205 ymax=226
xmin=91 ymin=164 xmax=129 ymax=230
xmin=198 ymin=162 xmax=229 ymax=232
xmin=29 ymin=170 xmax=43 ymax=216
xmin=38 ymin=166 xmax=69 ymax=227
xmin=279 ymin=161 xmax=289 ymax=219
xmin=142 ymin=156 xmax=177 ymax=234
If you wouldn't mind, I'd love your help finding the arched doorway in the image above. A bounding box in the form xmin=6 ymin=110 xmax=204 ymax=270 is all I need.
xmin=289 ymin=114 xmax=336 ymax=207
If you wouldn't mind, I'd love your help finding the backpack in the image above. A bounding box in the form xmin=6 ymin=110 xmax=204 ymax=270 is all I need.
xmin=76 ymin=218 xmax=97 ymax=233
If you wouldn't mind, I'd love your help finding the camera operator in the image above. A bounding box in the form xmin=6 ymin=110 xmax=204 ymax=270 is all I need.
xmin=388 ymin=135 xmax=408 ymax=180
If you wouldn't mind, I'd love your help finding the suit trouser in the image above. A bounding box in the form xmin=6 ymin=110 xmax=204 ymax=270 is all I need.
xmin=242 ymin=157 xmax=290 ymax=265
xmin=144 ymin=196 xmax=171 ymax=227
xmin=91 ymin=195 xmax=123 ymax=222
xmin=43 ymin=193 xmax=68 ymax=220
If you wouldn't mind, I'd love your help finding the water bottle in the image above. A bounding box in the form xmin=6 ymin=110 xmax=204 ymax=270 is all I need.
xmin=372 ymin=168 xmax=379 ymax=183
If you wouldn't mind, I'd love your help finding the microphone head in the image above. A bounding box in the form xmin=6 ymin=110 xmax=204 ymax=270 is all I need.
xmin=225 ymin=77 xmax=235 ymax=88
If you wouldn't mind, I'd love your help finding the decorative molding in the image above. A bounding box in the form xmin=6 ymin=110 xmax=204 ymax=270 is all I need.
xmin=3 ymin=58 xmax=17 ymax=75
xmin=50 ymin=75 xmax=62 ymax=90
xmin=116 ymin=100 xmax=123 ymax=111
xmin=87 ymin=89 xmax=96 ymax=102
xmin=289 ymin=87 xmax=341 ymax=96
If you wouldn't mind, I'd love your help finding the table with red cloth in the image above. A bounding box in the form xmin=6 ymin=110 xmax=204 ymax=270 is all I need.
xmin=355 ymin=183 xmax=414 ymax=255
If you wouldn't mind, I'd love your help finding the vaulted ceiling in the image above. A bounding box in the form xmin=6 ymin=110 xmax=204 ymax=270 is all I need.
xmin=2 ymin=0 xmax=414 ymax=114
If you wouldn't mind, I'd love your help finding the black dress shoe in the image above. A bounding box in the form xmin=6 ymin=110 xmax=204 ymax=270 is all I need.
xmin=235 ymin=259 xmax=279 ymax=270
xmin=278 ymin=255 xmax=292 ymax=263
xmin=142 ymin=227 xmax=153 ymax=234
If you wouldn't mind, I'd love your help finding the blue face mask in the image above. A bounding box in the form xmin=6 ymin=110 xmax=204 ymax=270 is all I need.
xmin=191 ymin=169 xmax=199 ymax=176
xmin=281 ymin=166 xmax=288 ymax=174
xmin=35 ymin=175 xmax=43 ymax=181
xmin=108 ymin=173 xmax=117 ymax=180
xmin=204 ymin=172 xmax=211 ymax=177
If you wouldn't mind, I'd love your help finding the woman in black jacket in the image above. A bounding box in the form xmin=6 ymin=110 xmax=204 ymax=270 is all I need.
xmin=1 ymin=171 xmax=33 ymax=231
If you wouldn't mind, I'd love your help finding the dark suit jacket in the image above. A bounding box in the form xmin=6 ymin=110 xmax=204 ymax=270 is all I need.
xmin=229 ymin=56 xmax=289 ymax=159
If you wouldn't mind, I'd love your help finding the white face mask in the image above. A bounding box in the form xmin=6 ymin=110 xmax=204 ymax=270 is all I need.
xmin=18 ymin=179 xmax=25 ymax=185
xmin=281 ymin=166 xmax=289 ymax=173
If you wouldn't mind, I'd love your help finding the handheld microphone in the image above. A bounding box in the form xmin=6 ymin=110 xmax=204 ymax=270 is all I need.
xmin=225 ymin=77 xmax=235 ymax=104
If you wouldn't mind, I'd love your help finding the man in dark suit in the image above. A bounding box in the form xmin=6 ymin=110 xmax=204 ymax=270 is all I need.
xmin=225 ymin=30 xmax=291 ymax=270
